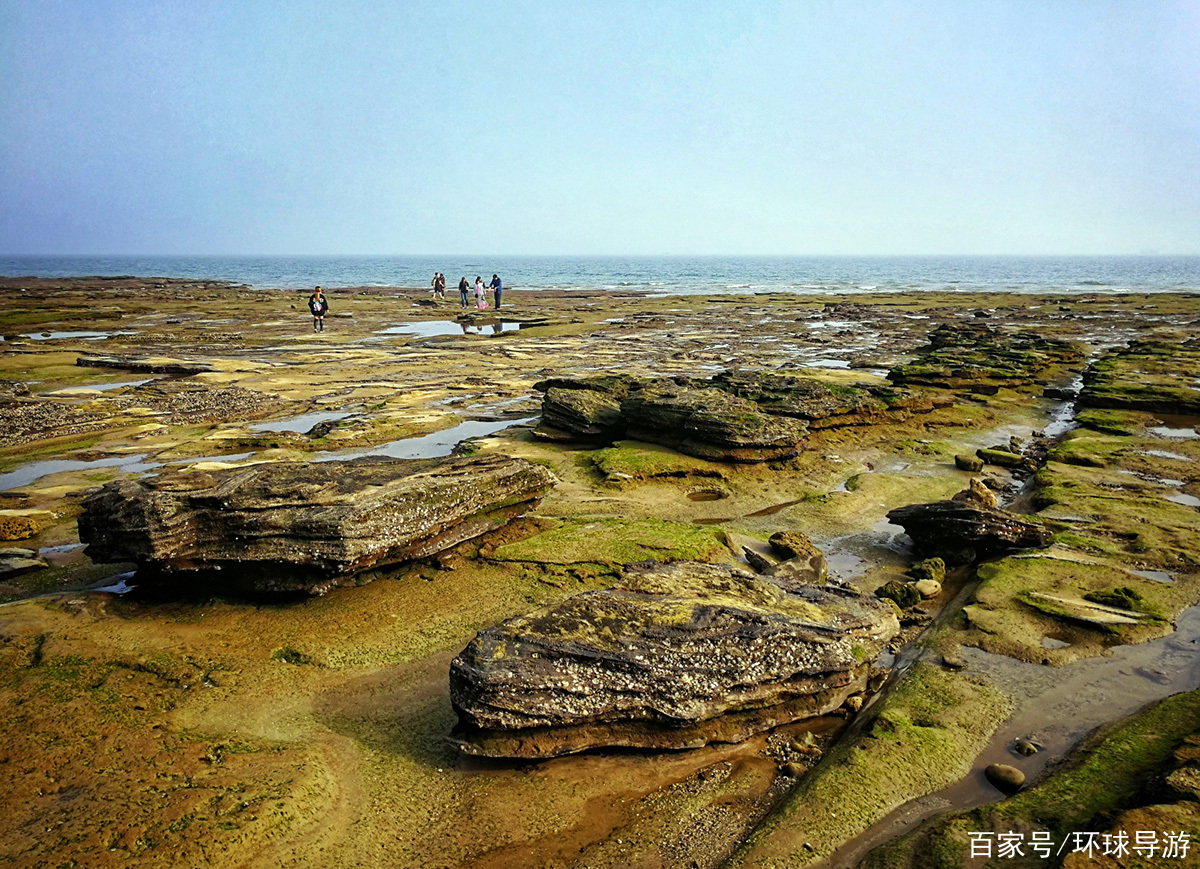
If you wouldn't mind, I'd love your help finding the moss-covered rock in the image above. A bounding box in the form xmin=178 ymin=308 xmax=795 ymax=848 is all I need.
xmin=490 ymin=517 xmax=732 ymax=567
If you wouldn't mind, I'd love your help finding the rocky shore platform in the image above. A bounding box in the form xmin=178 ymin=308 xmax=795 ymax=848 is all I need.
xmin=1 ymin=277 xmax=1198 ymax=869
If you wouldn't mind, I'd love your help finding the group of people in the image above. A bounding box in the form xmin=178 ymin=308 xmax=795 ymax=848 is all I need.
xmin=437 ymin=272 xmax=502 ymax=310
xmin=305 ymin=272 xmax=506 ymax=333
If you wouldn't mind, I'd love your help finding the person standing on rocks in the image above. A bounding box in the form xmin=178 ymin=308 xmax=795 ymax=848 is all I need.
xmin=432 ymin=273 xmax=446 ymax=300
xmin=490 ymin=273 xmax=503 ymax=309
xmin=308 ymin=287 xmax=329 ymax=332
xmin=458 ymin=276 xmax=470 ymax=308
xmin=475 ymin=276 xmax=488 ymax=309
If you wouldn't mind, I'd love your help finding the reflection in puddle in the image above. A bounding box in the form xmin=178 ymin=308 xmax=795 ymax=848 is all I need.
xmin=0 ymin=454 xmax=156 ymax=492
xmin=378 ymin=320 xmax=522 ymax=338
xmin=1130 ymin=568 xmax=1174 ymax=584
xmin=1142 ymin=449 xmax=1192 ymax=461
xmin=251 ymin=411 xmax=351 ymax=433
xmin=316 ymin=417 xmax=536 ymax=462
xmin=1149 ymin=425 xmax=1200 ymax=439
xmin=23 ymin=330 xmax=138 ymax=341
xmin=53 ymin=378 xmax=153 ymax=394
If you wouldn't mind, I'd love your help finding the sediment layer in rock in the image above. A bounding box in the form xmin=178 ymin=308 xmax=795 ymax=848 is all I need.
xmin=79 ymin=454 xmax=556 ymax=595
xmin=888 ymin=323 xmax=1084 ymax=389
xmin=886 ymin=499 xmax=1052 ymax=565
xmin=1079 ymin=339 xmax=1200 ymax=414
xmin=449 ymin=560 xmax=899 ymax=757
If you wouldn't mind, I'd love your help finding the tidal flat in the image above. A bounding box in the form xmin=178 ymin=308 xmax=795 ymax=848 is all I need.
xmin=1 ymin=277 xmax=1198 ymax=868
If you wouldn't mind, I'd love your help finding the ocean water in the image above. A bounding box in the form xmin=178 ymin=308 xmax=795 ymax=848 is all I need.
xmin=2 ymin=254 xmax=1198 ymax=296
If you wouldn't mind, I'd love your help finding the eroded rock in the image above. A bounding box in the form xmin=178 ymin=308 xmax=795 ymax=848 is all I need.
xmin=78 ymin=454 xmax=556 ymax=595
xmin=887 ymin=498 xmax=1052 ymax=566
xmin=449 ymin=560 xmax=900 ymax=757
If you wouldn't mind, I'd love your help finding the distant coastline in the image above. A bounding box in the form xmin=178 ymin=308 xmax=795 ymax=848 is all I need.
xmin=1 ymin=254 xmax=1198 ymax=295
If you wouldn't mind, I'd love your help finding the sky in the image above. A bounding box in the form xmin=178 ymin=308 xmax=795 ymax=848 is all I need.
xmin=1 ymin=0 xmax=1198 ymax=256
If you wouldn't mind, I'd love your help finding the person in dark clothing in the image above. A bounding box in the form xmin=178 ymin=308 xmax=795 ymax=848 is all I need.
xmin=490 ymin=273 xmax=503 ymax=309
xmin=308 ymin=286 xmax=329 ymax=332
xmin=458 ymin=277 xmax=470 ymax=308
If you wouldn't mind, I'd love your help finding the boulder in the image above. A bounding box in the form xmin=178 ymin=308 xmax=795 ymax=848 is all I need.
xmin=0 ymin=547 xmax=48 ymax=580
xmin=875 ymin=580 xmax=921 ymax=609
xmin=621 ymin=382 xmax=808 ymax=463
xmin=907 ymin=557 xmax=946 ymax=583
xmin=0 ymin=509 xmax=56 ymax=541
xmin=449 ymin=561 xmax=900 ymax=758
xmin=886 ymin=499 xmax=1052 ymax=566
xmin=78 ymin=454 xmax=556 ymax=595
xmin=951 ymin=477 xmax=999 ymax=509
xmin=954 ymin=454 xmax=984 ymax=472
xmin=536 ymin=387 xmax=624 ymax=440
xmin=769 ymin=530 xmax=822 ymax=562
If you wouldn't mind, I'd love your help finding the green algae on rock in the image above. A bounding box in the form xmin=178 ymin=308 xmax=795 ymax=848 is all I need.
xmin=1079 ymin=339 xmax=1200 ymax=414
xmin=729 ymin=661 xmax=1013 ymax=868
xmin=490 ymin=516 xmax=732 ymax=567
xmin=860 ymin=689 xmax=1200 ymax=869
xmin=888 ymin=323 xmax=1085 ymax=390
xmin=448 ymin=560 xmax=900 ymax=757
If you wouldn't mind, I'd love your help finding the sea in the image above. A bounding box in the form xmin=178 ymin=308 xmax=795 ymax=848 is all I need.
xmin=2 ymin=255 xmax=1198 ymax=296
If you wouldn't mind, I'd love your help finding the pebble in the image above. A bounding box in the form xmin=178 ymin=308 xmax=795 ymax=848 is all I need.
xmin=1013 ymin=739 xmax=1039 ymax=756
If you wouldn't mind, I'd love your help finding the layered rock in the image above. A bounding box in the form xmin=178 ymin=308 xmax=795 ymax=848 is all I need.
xmin=538 ymin=387 xmax=624 ymax=440
xmin=79 ymin=454 xmax=556 ymax=595
xmin=533 ymin=369 xmax=946 ymax=459
xmin=886 ymin=496 xmax=1052 ymax=566
xmin=449 ymin=560 xmax=899 ymax=758
xmin=888 ymin=323 xmax=1084 ymax=390
xmin=620 ymin=382 xmax=809 ymax=462
xmin=710 ymin=369 xmax=950 ymax=428
xmin=1079 ymin=339 xmax=1200 ymax=414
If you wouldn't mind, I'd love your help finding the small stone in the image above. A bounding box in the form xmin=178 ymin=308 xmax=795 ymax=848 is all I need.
xmin=783 ymin=761 xmax=805 ymax=778
xmin=908 ymin=557 xmax=946 ymax=583
xmin=875 ymin=580 xmax=921 ymax=609
xmin=844 ymin=695 xmax=864 ymax=712
xmin=768 ymin=530 xmax=822 ymax=562
xmin=1013 ymin=739 xmax=1039 ymax=757
xmin=954 ymin=454 xmax=984 ymax=472
xmin=985 ymin=763 xmax=1026 ymax=794
xmin=914 ymin=579 xmax=942 ymax=599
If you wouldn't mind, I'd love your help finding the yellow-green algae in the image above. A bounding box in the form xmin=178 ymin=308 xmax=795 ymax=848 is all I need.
xmin=728 ymin=661 xmax=1012 ymax=868
xmin=860 ymin=688 xmax=1200 ymax=869
xmin=490 ymin=516 xmax=734 ymax=566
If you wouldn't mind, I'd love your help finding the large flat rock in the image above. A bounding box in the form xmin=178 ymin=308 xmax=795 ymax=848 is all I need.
xmin=886 ymin=499 xmax=1052 ymax=565
xmin=79 ymin=454 xmax=556 ymax=595
xmin=449 ymin=561 xmax=900 ymax=757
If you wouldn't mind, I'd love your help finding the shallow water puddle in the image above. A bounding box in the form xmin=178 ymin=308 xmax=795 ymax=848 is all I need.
xmin=1142 ymin=449 xmax=1192 ymax=461
xmin=316 ymin=417 xmax=537 ymax=462
xmin=250 ymin=411 xmax=352 ymax=433
xmin=378 ymin=320 xmax=522 ymax=338
xmin=0 ymin=454 xmax=157 ymax=492
xmin=1166 ymin=492 xmax=1200 ymax=508
xmin=21 ymin=330 xmax=138 ymax=341
xmin=1130 ymin=568 xmax=1174 ymax=584
xmin=51 ymin=378 xmax=153 ymax=394
xmin=823 ymin=605 xmax=1200 ymax=868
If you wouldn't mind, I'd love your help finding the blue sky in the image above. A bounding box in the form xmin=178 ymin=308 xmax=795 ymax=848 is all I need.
xmin=1 ymin=1 xmax=1197 ymax=255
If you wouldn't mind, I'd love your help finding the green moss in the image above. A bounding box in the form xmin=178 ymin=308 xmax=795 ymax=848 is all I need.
xmin=491 ymin=517 xmax=732 ymax=566
xmin=729 ymin=662 xmax=1012 ymax=868
xmin=866 ymin=689 xmax=1200 ymax=869
xmin=589 ymin=440 xmax=724 ymax=483
xmin=270 ymin=647 xmax=308 ymax=665
xmin=1074 ymin=407 xmax=1141 ymax=436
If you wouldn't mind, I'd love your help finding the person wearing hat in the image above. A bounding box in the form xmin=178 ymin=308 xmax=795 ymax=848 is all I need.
xmin=308 ymin=286 xmax=329 ymax=332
